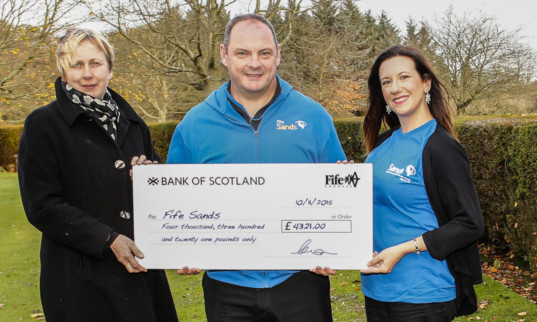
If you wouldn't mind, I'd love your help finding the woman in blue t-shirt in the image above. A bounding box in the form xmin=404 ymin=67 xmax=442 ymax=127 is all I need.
xmin=360 ymin=44 xmax=484 ymax=321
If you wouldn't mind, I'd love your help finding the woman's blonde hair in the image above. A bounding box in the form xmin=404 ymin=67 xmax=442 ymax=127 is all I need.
xmin=56 ymin=28 xmax=115 ymax=77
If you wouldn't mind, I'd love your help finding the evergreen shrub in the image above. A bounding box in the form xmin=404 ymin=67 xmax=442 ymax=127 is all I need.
xmin=505 ymin=124 xmax=537 ymax=268
xmin=3 ymin=117 xmax=537 ymax=268
xmin=333 ymin=117 xmax=367 ymax=162
xmin=456 ymin=118 xmax=537 ymax=269
xmin=148 ymin=121 xmax=180 ymax=162
xmin=0 ymin=124 xmax=23 ymax=172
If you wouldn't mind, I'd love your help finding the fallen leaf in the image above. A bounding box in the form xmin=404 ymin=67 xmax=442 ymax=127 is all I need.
xmin=0 ymin=303 xmax=5 ymax=309
xmin=518 ymin=312 xmax=527 ymax=316
xmin=478 ymin=299 xmax=489 ymax=309
xmin=30 ymin=313 xmax=44 ymax=318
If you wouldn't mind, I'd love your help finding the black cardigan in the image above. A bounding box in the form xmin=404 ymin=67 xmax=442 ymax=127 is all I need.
xmin=375 ymin=125 xmax=484 ymax=316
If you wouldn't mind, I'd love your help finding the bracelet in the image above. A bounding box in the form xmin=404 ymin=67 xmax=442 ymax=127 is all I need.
xmin=413 ymin=238 xmax=421 ymax=255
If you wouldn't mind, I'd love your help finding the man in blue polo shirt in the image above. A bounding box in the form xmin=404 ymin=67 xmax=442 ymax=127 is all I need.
xmin=167 ymin=13 xmax=346 ymax=321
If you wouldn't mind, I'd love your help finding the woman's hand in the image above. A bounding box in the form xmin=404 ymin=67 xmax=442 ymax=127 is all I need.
xmin=360 ymin=246 xmax=407 ymax=274
xmin=337 ymin=160 xmax=355 ymax=164
xmin=310 ymin=266 xmax=337 ymax=276
xmin=360 ymin=237 xmax=424 ymax=274
xmin=110 ymin=234 xmax=147 ymax=273
xmin=129 ymin=155 xmax=158 ymax=179
xmin=131 ymin=154 xmax=158 ymax=166
xmin=176 ymin=267 xmax=201 ymax=275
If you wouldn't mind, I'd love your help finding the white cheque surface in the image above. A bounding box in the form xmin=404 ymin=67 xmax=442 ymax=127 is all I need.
xmin=133 ymin=163 xmax=372 ymax=270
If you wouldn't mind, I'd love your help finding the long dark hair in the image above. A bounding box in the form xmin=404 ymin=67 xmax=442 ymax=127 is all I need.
xmin=363 ymin=44 xmax=453 ymax=152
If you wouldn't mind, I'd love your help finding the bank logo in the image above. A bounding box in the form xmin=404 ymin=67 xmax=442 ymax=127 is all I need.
xmin=147 ymin=177 xmax=159 ymax=186
xmin=325 ymin=172 xmax=360 ymax=188
xmin=276 ymin=120 xmax=307 ymax=130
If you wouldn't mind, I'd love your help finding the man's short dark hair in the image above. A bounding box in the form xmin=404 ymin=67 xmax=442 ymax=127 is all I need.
xmin=223 ymin=14 xmax=278 ymax=52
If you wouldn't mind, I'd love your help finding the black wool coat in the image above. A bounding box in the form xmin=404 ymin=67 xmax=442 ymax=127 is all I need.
xmin=18 ymin=77 xmax=178 ymax=322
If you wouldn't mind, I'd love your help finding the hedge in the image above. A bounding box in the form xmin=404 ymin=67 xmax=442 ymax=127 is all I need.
xmin=0 ymin=125 xmax=23 ymax=172
xmin=455 ymin=118 xmax=537 ymax=268
xmin=2 ymin=117 xmax=537 ymax=268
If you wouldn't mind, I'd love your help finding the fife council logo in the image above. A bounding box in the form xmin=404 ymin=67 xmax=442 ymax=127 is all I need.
xmin=325 ymin=172 xmax=360 ymax=188
xmin=147 ymin=177 xmax=159 ymax=186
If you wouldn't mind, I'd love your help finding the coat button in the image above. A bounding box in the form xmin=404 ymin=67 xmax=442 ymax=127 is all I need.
xmin=120 ymin=211 xmax=131 ymax=220
xmin=115 ymin=160 xmax=125 ymax=169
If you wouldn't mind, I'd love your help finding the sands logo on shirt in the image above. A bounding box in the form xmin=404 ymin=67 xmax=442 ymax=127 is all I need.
xmin=276 ymin=120 xmax=307 ymax=130
xmin=405 ymin=165 xmax=416 ymax=176
xmin=386 ymin=163 xmax=416 ymax=183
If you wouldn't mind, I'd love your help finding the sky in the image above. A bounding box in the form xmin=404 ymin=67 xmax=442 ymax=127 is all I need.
xmin=226 ymin=0 xmax=537 ymax=51
xmin=355 ymin=0 xmax=537 ymax=50
xmin=81 ymin=0 xmax=537 ymax=51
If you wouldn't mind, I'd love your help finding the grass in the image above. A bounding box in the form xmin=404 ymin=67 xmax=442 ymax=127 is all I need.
xmin=1 ymin=173 xmax=536 ymax=321
xmin=0 ymin=173 xmax=42 ymax=321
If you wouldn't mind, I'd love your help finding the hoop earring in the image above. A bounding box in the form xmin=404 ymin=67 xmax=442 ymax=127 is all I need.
xmin=425 ymin=92 xmax=431 ymax=105
xmin=385 ymin=105 xmax=392 ymax=114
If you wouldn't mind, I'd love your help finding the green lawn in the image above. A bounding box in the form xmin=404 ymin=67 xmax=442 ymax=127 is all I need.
xmin=1 ymin=173 xmax=536 ymax=321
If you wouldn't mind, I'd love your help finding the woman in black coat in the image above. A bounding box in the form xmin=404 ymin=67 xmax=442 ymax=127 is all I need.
xmin=18 ymin=28 xmax=178 ymax=321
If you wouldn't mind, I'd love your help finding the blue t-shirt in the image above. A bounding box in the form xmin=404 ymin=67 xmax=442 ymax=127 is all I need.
xmin=361 ymin=119 xmax=456 ymax=303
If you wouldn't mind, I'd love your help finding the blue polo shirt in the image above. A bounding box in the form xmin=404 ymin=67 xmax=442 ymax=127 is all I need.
xmin=361 ymin=119 xmax=456 ymax=303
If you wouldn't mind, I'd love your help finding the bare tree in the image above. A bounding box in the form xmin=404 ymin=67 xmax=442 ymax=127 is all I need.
xmin=432 ymin=8 xmax=537 ymax=115
xmin=127 ymin=73 xmax=195 ymax=122
xmin=90 ymin=0 xmax=234 ymax=92
xmin=89 ymin=0 xmax=312 ymax=122
xmin=0 ymin=0 xmax=81 ymax=99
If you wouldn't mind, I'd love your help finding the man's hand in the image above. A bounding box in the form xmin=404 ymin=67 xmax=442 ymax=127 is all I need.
xmin=176 ymin=267 xmax=201 ymax=275
xmin=310 ymin=266 xmax=337 ymax=276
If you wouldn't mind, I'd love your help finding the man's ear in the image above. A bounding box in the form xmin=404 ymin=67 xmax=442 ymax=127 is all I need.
xmin=220 ymin=44 xmax=228 ymax=67
xmin=276 ymin=44 xmax=281 ymax=66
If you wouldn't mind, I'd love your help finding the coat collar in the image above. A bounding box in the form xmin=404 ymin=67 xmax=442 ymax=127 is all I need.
xmin=54 ymin=77 xmax=143 ymax=128
xmin=54 ymin=77 xmax=144 ymax=146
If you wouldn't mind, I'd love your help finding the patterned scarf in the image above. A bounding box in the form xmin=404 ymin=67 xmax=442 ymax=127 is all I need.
xmin=61 ymin=81 xmax=121 ymax=141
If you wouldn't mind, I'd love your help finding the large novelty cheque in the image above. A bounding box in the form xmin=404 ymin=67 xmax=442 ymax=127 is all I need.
xmin=133 ymin=163 xmax=372 ymax=270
